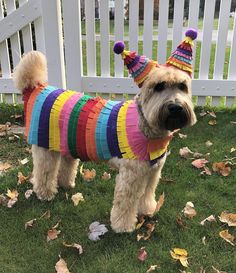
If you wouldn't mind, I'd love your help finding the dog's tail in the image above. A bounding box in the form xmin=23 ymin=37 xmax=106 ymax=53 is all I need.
xmin=13 ymin=51 xmax=48 ymax=93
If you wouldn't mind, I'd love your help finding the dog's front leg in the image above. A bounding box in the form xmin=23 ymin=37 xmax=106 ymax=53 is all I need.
xmin=110 ymin=159 xmax=149 ymax=233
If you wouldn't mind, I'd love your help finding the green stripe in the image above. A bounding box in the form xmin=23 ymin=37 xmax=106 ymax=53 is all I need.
xmin=68 ymin=95 xmax=91 ymax=158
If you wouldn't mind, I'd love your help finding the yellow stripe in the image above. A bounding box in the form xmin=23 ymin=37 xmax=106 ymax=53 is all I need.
xmin=149 ymin=147 xmax=167 ymax=161
xmin=117 ymin=100 xmax=136 ymax=159
xmin=49 ymin=90 xmax=76 ymax=151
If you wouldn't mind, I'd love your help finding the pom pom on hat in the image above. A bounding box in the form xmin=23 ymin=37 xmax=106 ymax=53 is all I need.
xmin=113 ymin=41 xmax=158 ymax=87
xmin=165 ymin=28 xmax=198 ymax=77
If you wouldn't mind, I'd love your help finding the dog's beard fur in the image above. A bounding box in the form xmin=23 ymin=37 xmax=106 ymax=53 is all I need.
xmin=136 ymin=66 xmax=197 ymax=138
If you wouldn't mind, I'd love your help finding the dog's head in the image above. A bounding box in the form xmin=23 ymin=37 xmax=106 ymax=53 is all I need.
xmin=114 ymin=28 xmax=197 ymax=138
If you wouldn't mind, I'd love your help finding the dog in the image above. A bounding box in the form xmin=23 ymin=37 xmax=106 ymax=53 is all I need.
xmin=13 ymin=29 xmax=197 ymax=233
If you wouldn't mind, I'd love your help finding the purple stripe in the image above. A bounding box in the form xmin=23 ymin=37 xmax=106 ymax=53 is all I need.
xmin=38 ymin=89 xmax=64 ymax=148
xmin=107 ymin=101 xmax=124 ymax=158
xmin=126 ymin=55 xmax=141 ymax=69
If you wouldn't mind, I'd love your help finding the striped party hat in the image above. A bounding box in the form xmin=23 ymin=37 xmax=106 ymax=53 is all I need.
xmin=165 ymin=28 xmax=198 ymax=77
xmin=113 ymin=41 xmax=158 ymax=87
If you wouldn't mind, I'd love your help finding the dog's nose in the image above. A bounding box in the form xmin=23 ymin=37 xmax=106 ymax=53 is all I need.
xmin=168 ymin=104 xmax=183 ymax=113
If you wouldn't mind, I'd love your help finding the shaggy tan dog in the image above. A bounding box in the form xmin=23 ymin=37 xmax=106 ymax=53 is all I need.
xmin=13 ymin=31 xmax=197 ymax=233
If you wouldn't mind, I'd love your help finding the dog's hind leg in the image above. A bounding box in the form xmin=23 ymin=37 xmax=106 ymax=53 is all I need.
xmin=32 ymin=145 xmax=61 ymax=201
xmin=137 ymin=157 xmax=166 ymax=216
xmin=110 ymin=159 xmax=149 ymax=233
xmin=57 ymin=156 xmax=79 ymax=189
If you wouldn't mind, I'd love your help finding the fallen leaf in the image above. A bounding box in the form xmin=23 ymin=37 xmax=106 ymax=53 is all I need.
xmin=192 ymin=159 xmax=208 ymax=169
xmin=55 ymin=257 xmax=70 ymax=273
xmin=137 ymin=233 xmax=145 ymax=241
xmin=136 ymin=215 xmax=145 ymax=230
xmin=47 ymin=228 xmax=61 ymax=242
xmin=18 ymin=172 xmax=28 ymax=184
xmin=199 ymin=111 xmax=207 ymax=117
xmin=71 ymin=192 xmax=84 ymax=206
xmin=0 ymin=162 xmax=12 ymax=171
xmin=144 ymin=223 xmax=156 ymax=240
xmin=40 ymin=210 xmax=51 ymax=219
xmin=230 ymin=147 xmax=236 ymax=153
xmin=155 ymin=192 xmax=165 ymax=214
xmin=212 ymin=162 xmax=231 ymax=177
xmin=25 ymin=219 xmax=37 ymax=229
xmin=179 ymin=147 xmax=193 ymax=158
xmin=80 ymin=164 xmax=96 ymax=181
xmin=202 ymin=236 xmax=206 ymax=245
xmin=63 ymin=242 xmax=83 ymax=254
xmin=101 ymin=172 xmax=111 ymax=181
xmin=212 ymin=266 xmax=227 ymax=273
xmin=7 ymin=198 xmax=18 ymax=208
xmin=219 ymin=211 xmax=236 ymax=227
xmin=182 ymin=201 xmax=197 ymax=219
xmin=176 ymin=214 xmax=187 ymax=228
xmin=205 ymin=140 xmax=213 ymax=147
xmin=208 ymin=111 xmax=216 ymax=118
xmin=193 ymin=152 xmax=204 ymax=158
xmin=200 ymin=166 xmax=212 ymax=176
xmin=19 ymin=158 xmax=29 ymax=165
xmin=6 ymin=189 xmax=19 ymax=199
xmin=88 ymin=221 xmax=108 ymax=241
xmin=178 ymin=133 xmax=187 ymax=139
xmin=138 ymin=247 xmax=148 ymax=262
xmin=200 ymin=215 xmax=216 ymax=225
xmin=208 ymin=119 xmax=217 ymax=126
xmin=170 ymin=248 xmax=189 ymax=267
xmin=230 ymin=121 xmax=236 ymax=124
xmin=25 ymin=189 xmax=33 ymax=199
xmin=146 ymin=265 xmax=158 ymax=273
xmin=219 ymin=230 xmax=235 ymax=246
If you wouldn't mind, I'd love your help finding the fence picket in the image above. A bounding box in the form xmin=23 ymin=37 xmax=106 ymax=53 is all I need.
xmin=114 ymin=0 xmax=124 ymax=77
xmin=129 ymin=0 xmax=139 ymax=53
xmin=100 ymin=0 xmax=110 ymax=76
xmin=157 ymin=0 xmax=169 ymax=64
xmin=19 ymin=0 xmax=33 ymax=53
xmin=85 ymin=0 xmax=96 ymax=77
xmin=34 ymin=17 xmax=45 ymax=53
xmin=143 ymin=0 xmax=153 ymax=58
xmin=172 ymin=0 xmax=185 ymax=51
xmin=228 ymin=10 xmax=236 ymax=80
xmin=62 ymin=0 xmax=83 ymax=90
xmin=5 ymin=0 xmax=21 ymax=68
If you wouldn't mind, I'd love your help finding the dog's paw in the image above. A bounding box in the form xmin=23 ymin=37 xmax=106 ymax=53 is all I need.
xmin=111 ymin=221 xmax=136 ymax=233
xmin=138 ymin=200 xmax=157 ymax=217
xmin=110 ymin=209 xmax=137 ymax=233
xmin=34 ymin=188 xmax=58 ymax=201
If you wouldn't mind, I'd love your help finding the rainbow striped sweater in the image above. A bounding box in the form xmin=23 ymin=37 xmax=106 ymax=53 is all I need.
xmin=23 ymin=84 xmax=172 ymax=164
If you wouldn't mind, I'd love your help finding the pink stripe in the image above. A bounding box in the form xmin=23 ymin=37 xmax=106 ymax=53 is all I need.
xmin=59 ymin=92 xmax=83 ymax=157
xmin=126 ymin=103 xmax=149 ymax=160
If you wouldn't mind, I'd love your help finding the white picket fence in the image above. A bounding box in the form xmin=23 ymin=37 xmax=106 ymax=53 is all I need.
xmin=0 ymin=0 xmax=236 ymax=106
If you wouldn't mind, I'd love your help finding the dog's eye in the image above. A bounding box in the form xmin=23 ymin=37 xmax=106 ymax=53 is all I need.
xmin=154 ymin=81 xmax=166 ymax=92
xmin=178 ymin=82 xmax=187 ymax=92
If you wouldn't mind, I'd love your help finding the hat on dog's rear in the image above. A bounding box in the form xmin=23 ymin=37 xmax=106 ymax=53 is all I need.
xmin=165 ymin=28 xmax=198 ymax=77
xmin=113 ymin=41 xmax=158 ymax=87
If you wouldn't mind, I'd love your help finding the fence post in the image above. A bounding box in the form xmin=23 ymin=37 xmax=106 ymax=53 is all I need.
xmin=40 ymin=0 xmax=66 ymax=88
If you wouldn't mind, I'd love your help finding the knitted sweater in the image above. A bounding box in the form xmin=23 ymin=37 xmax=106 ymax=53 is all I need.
xmin=23 ymin=84 xmax=172 ymax=164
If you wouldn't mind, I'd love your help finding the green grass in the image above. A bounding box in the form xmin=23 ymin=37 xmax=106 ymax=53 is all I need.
xmin=81 ymin=18 xmax=235 ymax=36
xmin=0 ymin=107 xmax=236 ymax=273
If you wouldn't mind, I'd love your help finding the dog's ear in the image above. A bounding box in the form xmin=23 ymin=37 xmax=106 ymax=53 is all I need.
xmin=165 ymin=28 xmax=197 ymax=78
xmin=113 ymin=41 xmax=159 ymax=89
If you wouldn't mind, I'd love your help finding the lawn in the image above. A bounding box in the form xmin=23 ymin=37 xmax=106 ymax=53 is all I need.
xmin=0 ymin=105 xmax=236 ymax=273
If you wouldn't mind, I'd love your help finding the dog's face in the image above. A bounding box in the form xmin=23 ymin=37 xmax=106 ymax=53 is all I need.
xmin=137 ymin=66 xmax=197 ymax=138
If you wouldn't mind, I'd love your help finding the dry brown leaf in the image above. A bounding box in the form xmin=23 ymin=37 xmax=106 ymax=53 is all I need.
xmin=176 ymin=214 xmax=187 ymax=228
xmin=17 ymin=172 xmax=29 ymax=184
xmin=219 ymin=211 xmax=236 ymax=227
xmin=137 ymin=233 xmax=145 ymax=241
xmin=0 ymin=162 xmax=12 ymax=172
xmin=25 ymin=219 xmax=37 ymax=230
xmin=182 ymin=201 xmax=197 ymax=219
xmin=55 ymin=257 xmax=71 ymax=273
xmin=200 ymin=166 xmax=212 ymax=176
xmin=25 ymin=189 xmax=33 ymax=199
xmin=178 ymin=133 xmax=187 ymax=139
xmin=208 ymin=119 xmax=217 ymax=126
xmin=144 ymin=223 xmax=156 ymax=240
xmin=212 ymin=266 xmax=227 ymax=273
xmin=71 ymin=192 xmax=84 ymax=206
xmin=80 ymin=164 xmax=96 ymax=181
xmin=212 ymin=162 xmax=231 ymax=177
xmin=146 ymin=265 xmax=158 ymax=273
xmin=200 ymin=215 xmax=216 ymax=226
xmin=101 ymin=172 xmax=111 ymax=181
xmin=179 ymin=147 xmax=193 ymax=158
xmin=155 ymin=192 xmax=165 ymax=214
xmin=192 ymin=159 xmax=208 ymax=169
xmin=202 ymin=236 xmax=206 ymax=245
xmin=63 ymin=242 xmax=83 ymax=254
xmin=6 ymin=189 xmax=19 ymax=199
xmin=138 ymin=247 xmax=148 ymax=262
xmin=19 ymin=158 xmax=29 ymax=165
xmin=136 ymin=215 xmax=145 ymax=230
xmin=205 ymin=140 xmax=213 ymax=147
xmin=219 ymin=230 xmax=235 ymax=246
xmin=47 ymin=228 xmax=61 ymax=242
xmin=170 ymin=248 xmax=189 ymax=267
xmin=208 ymin=111 xmax=216 ymax=118
xmin=40 ymin=210 xmax=51 ymax=219
xmin=230 ymin=147 xmax=236 ymax=153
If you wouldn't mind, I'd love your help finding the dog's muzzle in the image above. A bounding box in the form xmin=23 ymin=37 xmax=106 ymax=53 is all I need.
xmin=164 ymin=103 xmax=188 ymax=131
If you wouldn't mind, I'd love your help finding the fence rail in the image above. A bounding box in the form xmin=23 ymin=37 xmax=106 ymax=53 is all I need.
xmin=0 ymin=0 xmax=235 ymax=106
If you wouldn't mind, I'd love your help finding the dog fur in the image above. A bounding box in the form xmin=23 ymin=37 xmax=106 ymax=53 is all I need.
xmin=13 ymin=51 xmax=196 ymax=233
